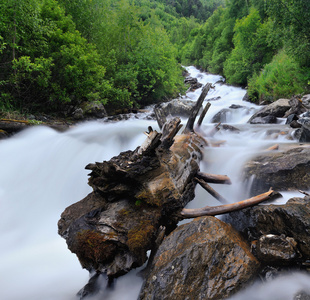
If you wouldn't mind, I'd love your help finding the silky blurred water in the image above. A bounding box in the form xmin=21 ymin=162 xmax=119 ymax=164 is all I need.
xmin=0 ymin=66 xmax=308 ymax=300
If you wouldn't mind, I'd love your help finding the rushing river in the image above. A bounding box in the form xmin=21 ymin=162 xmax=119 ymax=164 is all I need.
xmin=0 ymin=66 xmax=310 ymax=300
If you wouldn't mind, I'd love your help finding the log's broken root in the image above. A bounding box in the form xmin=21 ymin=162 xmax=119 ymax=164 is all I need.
xmin=58 ymin=83 xmax=276 ymax=288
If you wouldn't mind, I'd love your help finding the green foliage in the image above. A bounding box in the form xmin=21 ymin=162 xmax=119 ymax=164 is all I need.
xmin=180 ymin=5 xmax=234 ymax=73
xmin=267 ymin=0 xmax=310 ymax=67
xmin=247 ymin=50 xmax=309 ymax=102
xmin=61 ymin=0 xmax=184 ymax=108
xmin=1 ymin=0 xmax=309 ymax=114
xmin=0 ymin=0 xmax=112 ymax=113
xmin=0 ymin=0 xmax=185 ymax=114
xmin=223 ymin=9 xmax=275 ymax=85
xmin=139 ymin=0 xmax=225 ymax=21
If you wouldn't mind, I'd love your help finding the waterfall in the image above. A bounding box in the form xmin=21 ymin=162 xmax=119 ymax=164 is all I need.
xmin=0 ymin=66 xmax=308 ymax=300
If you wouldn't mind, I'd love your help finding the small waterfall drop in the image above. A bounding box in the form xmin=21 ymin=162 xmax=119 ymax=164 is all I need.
xmin=0 ymin=66 xmax=308 ymax=300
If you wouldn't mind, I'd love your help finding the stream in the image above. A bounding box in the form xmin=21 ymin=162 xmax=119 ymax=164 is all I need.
xmin=0 ymin=66 xmax=310 ymax=299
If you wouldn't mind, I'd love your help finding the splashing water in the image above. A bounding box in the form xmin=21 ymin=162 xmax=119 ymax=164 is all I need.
xmin=0 ymin=67 xmax=308 ymax=300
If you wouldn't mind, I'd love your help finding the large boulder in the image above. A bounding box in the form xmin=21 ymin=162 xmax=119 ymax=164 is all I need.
xmin=242 ymin=147 xmax=310 ymax=195
xmin=139 ymin=216 xmax=260 ymax=300
xmin=224 ymin=196 xmax=310 ymax=260
xmin=248 ymin=98 xmax=291 ymax=124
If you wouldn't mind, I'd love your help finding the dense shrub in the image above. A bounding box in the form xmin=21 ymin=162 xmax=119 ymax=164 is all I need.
xmin=247 ymin=50 xmax=309 ymax=102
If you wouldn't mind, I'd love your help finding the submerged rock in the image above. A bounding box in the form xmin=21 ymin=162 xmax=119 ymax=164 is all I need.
xmin=211 ymin=108 xmax=230 ymax=123
xmin=139 ymin=216 xmax=259 ymax=300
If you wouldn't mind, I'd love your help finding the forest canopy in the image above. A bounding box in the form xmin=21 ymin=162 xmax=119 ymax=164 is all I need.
xmin=0 ymin=0 xmax=309 ymax=115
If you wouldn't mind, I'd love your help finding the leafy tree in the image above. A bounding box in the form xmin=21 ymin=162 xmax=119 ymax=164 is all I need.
xmin=60 ymin=0 xmax=184 ymax=108
xmin=267 ymin=0 xmax=310 ymax=68
xmin=223 ymin=8 xmax=275 ymax=85
xmin=0 ymin=0 xmax=111 ymax=113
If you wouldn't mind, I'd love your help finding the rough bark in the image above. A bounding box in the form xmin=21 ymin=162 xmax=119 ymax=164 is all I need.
xmin=58 ymin=116 xmax=208 ymax=279
xmin=183 ymin=83 xmax=212 ymax=133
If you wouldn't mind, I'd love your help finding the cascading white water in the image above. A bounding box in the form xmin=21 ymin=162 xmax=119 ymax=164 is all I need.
xmin=0 ymin=66 xmax=309 ymax=300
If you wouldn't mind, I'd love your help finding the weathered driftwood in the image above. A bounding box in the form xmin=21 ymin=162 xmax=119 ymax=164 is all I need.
xmin=180 ymin=189 xmax=275 ymax=218
xmin=58 ymin=85 xmax=274 ymax=294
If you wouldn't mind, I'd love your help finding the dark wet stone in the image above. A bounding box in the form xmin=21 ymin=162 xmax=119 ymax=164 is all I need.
xmin=139 ymin=216 xmax=259 ymax=300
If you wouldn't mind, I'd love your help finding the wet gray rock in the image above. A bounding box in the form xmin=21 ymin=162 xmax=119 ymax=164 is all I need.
xmin=243 ymin=147 xmax=310 ymax=195
xmin=230 ymin=104 xmax=244 ymax=109
xmin=295 ymin=292 xmax=310 ymax=300
xmin=286 ymin=114 xmax=301 ymax=128
xmin=242 ymin=92 xmax=250 ymax=102
xmin=184 ymin=76 xmax=198 ymax=85
xmin=284 ymin=96 xmax=308 ymax=118
xmin=184 ymin=77 xmax=203 ymax=90
xmin=250 ymin=115 xmax=277 ymax=124
xmin=256 ymin=234 xmax=299 ymax=264
xmin=297 ymin=117 xmax=310 ymax=142
xmin=224 ymin=197 xmax=310 ymax=260
xmin=154 ymin=99 xmax=197 ymax=119
xmin=301 ymin=94 xmax=310 ymax=108
xmin=72 ymin=108 xmax=84 ymax=120
xmin=139 ymin=216 xmax=260 ymax=300
xmin=221 ymin=124 xmax=240 ymax=133
xmin=248 ymin=98 xmax=291 ymax=124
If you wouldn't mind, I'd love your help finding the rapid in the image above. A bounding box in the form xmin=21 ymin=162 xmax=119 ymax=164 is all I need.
xmin=0 ymin=66 xmax=309 ymax=300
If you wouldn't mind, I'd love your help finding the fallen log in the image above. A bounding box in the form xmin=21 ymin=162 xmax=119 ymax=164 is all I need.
xmin=58 ymin=116 xmax=208 ymax=280
xmin=58 ymin=86 xmax=274 ymax=296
